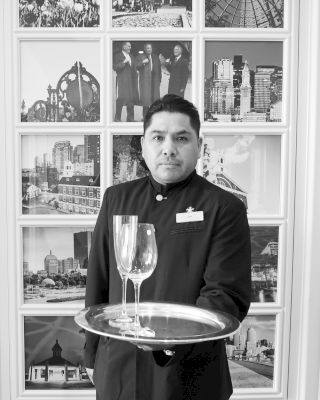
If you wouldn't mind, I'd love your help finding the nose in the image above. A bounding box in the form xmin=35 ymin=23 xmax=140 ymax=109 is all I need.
xmin=162 ymin=137 xmax=177 ymax=157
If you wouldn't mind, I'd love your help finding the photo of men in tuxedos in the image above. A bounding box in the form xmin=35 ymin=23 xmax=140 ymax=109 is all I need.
xmin=165 ymin=44 xmax=190 ymax=98
xmin=113 ymin=41 xmax=139 ymax=122
xmin=136 ymin=43 xmax=162 ymax=118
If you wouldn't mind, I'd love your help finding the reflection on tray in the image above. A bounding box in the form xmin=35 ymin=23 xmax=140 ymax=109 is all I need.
xmin=75 ymin=302 xmax=240 ymax=346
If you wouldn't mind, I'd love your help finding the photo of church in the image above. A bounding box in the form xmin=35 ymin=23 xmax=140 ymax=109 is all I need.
xmin=24 ymin=316 xmax=94 ymax=390
xmin=202 ymin=135 xmax=281 ymax=215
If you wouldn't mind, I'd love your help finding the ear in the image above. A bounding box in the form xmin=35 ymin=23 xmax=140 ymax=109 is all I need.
xmin=140 ymin=136 xmax=145 ymax=158
xmin=197 ymin=136 xmax=203 ymax=159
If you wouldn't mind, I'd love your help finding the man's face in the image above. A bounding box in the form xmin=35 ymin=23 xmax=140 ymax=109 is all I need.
xmin=141 ymin=111 xmax=202 ymax=185
xmin=123 ymin=42 xmax=131 ymax=53
xmin=145 ymin=44 xmax=152 ymax=55
xmin=173 ymin=45 xmax=182 ymax=57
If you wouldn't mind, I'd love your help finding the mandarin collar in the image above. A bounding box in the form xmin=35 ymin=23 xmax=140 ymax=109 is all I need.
xmin=149 ymin=170 xmax=197 ymax=196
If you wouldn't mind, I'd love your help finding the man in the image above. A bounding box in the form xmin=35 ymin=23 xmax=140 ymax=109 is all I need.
xmin=85 ymin=94 xmax=251 ymax=400
xmin=136 ymin=43 xmax=162 ymax=118
xmin=165 ymin=44 xmax=190 ymax=98
xmin=113 ymin=41 xmax=139 ymax=122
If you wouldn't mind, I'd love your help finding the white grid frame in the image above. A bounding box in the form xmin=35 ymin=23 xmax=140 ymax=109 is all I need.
xmin=4 ymin=0 xmax=299 ymax=399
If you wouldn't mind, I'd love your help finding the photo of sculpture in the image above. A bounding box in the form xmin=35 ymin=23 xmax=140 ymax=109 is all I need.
xmin=21 ymin=134 xmax=100 ymax=215
xmin=20 ymin=40 xmax=100 ymax=123
xmin=204 ymin=41 xmax=283 ymax=123
xmin=113 ymin=135 xmax=148 ymax=184
xmin=227 ymin=314 xmax=276 ymax=388
xmin=112 ymin=0 xmax=192 ymax=28
xmin=24 ymin=316 xmax=94 ymax=389
xmin=205 ymin=0 xmax=284 ymax=28
xmin=112 ymin=40 xmax=192 ymax=122
xmin=19 ymin=0 xmax=100 ymax=28
xmin=250 ymin=226 xmax=279 ymax=303
xmin=23 ymin=227 xmax=93 ymax=304
xmin=203 ymin=135 xmax=281 ymax=215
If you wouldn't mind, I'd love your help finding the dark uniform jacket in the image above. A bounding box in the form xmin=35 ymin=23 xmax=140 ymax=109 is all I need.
xmin=85 ymin=171 xmax=251 ymax=400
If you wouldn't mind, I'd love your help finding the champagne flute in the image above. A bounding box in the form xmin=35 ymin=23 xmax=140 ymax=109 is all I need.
xmin=127 ymin=223 xmax=158 ymax=336
xmin=110 ymin=215 xmax=138 ymax=327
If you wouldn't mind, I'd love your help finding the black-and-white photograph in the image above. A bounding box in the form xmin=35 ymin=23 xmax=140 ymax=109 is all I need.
xmin=113 ymin=135 xmax=148 ymax=184
xmin=112 ymin=40 xmax=192 ymax=122
xmin=205 ymin=0 xmax=284 ymax=28
xmin=19 ymin=0 xmax=100 ymax=28
xmin=250 ymin=226 xmax=279 ymax=303
xmin=227 ymin=314 xmax=276 ymax=388
xmin=204 ymin=41 xmax=283 ymax=123
xmin=112 ymin=0 xmax=192 ymax=29
xmin=23 ymin=227 xmax=93 ymax=304
xmin=203 ymin=135 xmax=281 ymax=215
xmin=21 ymin=134 xmax=100 ymax=215
xmin=20 ymin=40 xmax=100 ymax=123
xmin=24 ymin=316 xmax=94 ymax=390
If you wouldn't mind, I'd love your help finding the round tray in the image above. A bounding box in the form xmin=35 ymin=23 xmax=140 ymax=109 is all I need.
xmin=75 ymin=302 xmax=240 ymax=345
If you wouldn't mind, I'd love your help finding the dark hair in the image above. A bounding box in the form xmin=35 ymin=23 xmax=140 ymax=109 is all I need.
xmin=143 ymin=94 xmax=200 ymax=137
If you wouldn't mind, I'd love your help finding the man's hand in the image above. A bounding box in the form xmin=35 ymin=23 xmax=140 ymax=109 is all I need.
xmin=86 ymin=368 xmax=94 ymax=384
xmin=136 ymin=343 xmax=175 ymax=356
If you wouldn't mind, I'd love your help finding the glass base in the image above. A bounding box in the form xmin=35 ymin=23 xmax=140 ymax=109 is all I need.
xmin=108 ymin=315 xmax=132 ymax=329
xmin=124 ymin=325 xmax=156 ymax=338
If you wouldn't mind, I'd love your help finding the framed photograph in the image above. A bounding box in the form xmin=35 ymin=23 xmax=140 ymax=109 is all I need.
xmin=250 ymin=226 xmax=279 ymax=303
xmin=204 ymin=41 xmax=283 ymax=123
xmin=113 ymin=134 xmax=148 ymax=184
xmin=21 ymin=134 xmax=100 ymax=215
xmin=203 ymin=135 xmax=281 ymax=215
xmin=19 ymin=0 xmax=100 ymax=28
xmin=112 ymin=0 xmax=192 ymax=29
xmin=23 ymin=227 xmax=93 ymax=304
xmin=227 ymin=314 xmax=276 ymax=389
xmin=204 ymin=0 xmax=284 ymax=28
xmin=24 ymin=315 xmax=94 ymax=389
xmin=112 ymin=40 xmax=192 ymax=122
xmin=20 ymin=40 xmax=101 ymax=123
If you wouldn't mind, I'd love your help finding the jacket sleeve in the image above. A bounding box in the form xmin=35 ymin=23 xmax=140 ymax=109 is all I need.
xmin=113 ymin=52 xmax=126 ymax=72
xmin=179 ymin=58 xmax=189 ymax=91
xmin=196 ymin=198 xmax=251 ymax=322
xmin=84 ymin=190 xmax=110 ymax=368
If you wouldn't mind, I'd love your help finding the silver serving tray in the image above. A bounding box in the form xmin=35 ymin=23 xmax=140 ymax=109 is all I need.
xmin=75 ymin=302 xmax=240 ymax=345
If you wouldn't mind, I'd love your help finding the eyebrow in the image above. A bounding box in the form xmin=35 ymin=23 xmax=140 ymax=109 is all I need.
xmin=148 ymin=129 xmax=192 ymax=135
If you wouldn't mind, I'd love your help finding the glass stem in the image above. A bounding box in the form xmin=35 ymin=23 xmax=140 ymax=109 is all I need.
xmin=133 ymin=281 xmax=141 ymax=328
xmin=121 ymin=275 xmax=128 ymax=317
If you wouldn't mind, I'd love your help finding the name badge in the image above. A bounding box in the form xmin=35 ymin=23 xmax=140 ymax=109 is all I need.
xmin=176 ymin=211 xmax=204 ymax=223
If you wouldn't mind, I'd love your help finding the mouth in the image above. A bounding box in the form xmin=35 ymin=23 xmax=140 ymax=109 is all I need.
xmin=159 ymin=163 xmax=181 ymax=170
xmin=159 ymin=162 xmax=180 ymax=166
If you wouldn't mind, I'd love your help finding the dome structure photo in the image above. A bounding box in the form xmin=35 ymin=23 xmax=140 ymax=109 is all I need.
xmin=205 ymin=0 xmax=284 ymax=28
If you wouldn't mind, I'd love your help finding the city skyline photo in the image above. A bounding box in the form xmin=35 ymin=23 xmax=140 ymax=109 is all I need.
xmin=23 ymin=226 xmax=93 ymax=304
xmin=228 ymin=314 xmax=276 ymax=388
xmin=204 ymin=41 xmax=283 ymax=123
xmin=21 ymin=134 xmax=100 ymax=215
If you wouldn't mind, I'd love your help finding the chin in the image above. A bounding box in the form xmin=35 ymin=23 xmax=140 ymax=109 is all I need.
xmin=158 ymin=173 xmax=184 ymax=184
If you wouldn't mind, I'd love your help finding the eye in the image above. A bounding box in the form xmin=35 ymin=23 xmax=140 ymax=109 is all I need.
xmin=152 ymin=135 xmax=164 ymax=142
xmin=176 ymin=136 xmax=188 ymax=142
